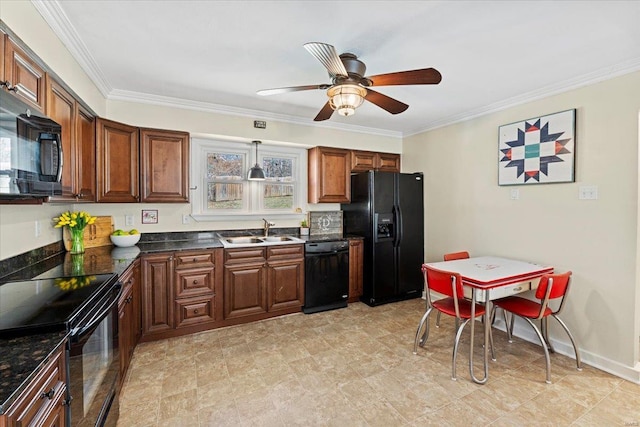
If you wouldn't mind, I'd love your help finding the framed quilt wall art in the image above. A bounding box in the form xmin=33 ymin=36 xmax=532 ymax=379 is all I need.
xmin=498 ymin=109 xmax=576 ymax=185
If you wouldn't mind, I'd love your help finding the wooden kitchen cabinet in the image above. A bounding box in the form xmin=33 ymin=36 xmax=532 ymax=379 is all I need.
xmin=1 ymin=342 xmax=67 ymax=427
xmin=118 ymin=259 xmax=140 ymax=383
xmin=223 ymin=248 xmax=268 ymax=319
xmin=3 ymin=36 xmax=46 ymax=112
xmin=351 ymin=150 xmax=400 ymax=173
xmin=348 ymin=238 xmax=364 ymax=303
xmin=308 ymin=146 xmax=351 ymax=203
xmin=223 ymin=245 xmax=304 ymax=322
xmin=173 ymin=249 xmax=219 ymax=328
xmin=96 ymin=119 xmax=190 ymax=203
xmin=141 ymin=252 xmax=174 ymax=337
xmin=46 ymin=75 xmax=96 ymax=202
xmin=96 ymin=118 xmax=140 ymax=203
xmin=140 ymin=249 xmax=221 ymax=341
xmin=140 ymin=128 xmax=190 ymax=203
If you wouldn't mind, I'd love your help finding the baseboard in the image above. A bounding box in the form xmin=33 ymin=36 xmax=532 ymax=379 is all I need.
xmin=490 ymin=317 xmax=640 ymax=384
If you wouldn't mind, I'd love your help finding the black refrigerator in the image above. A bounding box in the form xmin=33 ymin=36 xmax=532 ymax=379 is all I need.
xmin=341 ymin=171 xmax=424 ymax=306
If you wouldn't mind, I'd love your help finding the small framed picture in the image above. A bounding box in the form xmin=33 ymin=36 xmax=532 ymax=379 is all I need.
xmin=142 ymin=209 xmax=158 ymax=224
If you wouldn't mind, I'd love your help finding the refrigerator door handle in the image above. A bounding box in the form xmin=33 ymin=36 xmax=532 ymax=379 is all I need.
xmin=393 ymin=204 xmax=403 ymax=247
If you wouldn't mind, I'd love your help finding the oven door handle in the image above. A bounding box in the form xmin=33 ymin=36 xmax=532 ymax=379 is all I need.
xmin=71 ymin=284 xmax=122 ymax=338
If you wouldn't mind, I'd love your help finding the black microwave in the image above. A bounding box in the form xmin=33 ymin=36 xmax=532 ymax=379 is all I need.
xmin=0 ymin=91 xmax=62 ymax=199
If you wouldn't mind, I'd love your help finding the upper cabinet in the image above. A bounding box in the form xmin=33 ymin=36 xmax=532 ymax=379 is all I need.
xmin=140 ymin=128 xmax=189 ymax=203
xmin=96 ymin=118 xmax=140 ymax=203
xmin=46 ymin=75 xmax=96 ymax=201
xmin=309 ymin=146 xmax=401 ymax=203
xmin=2 ymin=35 xmax=46 ymax=112
xmin=351 ymin=150 xmax=400 ymax=173
xmin=308 ymin=146 xmax=351 ymax=203
xmin=96 ymin=118 xmax=190 ymax=203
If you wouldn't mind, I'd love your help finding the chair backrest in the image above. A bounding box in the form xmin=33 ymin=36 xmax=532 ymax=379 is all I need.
xmin=535 ymin=271 xmax=572 ymax=314
xmin=443 ymin=251 xmax=470 ymax=261
xmin=422 ymin=264 xmax=464 ymax=300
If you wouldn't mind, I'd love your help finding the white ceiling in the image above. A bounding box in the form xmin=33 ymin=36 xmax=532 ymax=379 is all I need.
xmin=33 ymin=0 xmax=640 ymax=137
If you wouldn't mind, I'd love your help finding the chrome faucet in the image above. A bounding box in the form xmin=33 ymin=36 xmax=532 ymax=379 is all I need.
xmin=262 ymin=218 xmax=275 ymax=237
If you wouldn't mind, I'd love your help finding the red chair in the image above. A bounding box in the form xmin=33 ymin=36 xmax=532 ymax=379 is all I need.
xmin=436 ymin=251 xmax=471 ymax=328
xmin=443 ymin=251 xmax=470 ymax=261
xmin=491 ymin=271 xmax=582 ymax=383
xmin=414 ymin=264 xmax=494 ymax=380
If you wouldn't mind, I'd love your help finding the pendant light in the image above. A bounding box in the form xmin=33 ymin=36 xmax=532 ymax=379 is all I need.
xmin=248 ymin=140 xmax=266 ymax=181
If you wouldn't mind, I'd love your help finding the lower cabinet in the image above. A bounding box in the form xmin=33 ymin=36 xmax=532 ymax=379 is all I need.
xmin=223 ymin=245 xmax=304 ymax=323
xmin=140 ymin=249 xmax=222 ymax=341
xmin=1 ymin=342 xmax=67 ymax=427
xmin=348 ymin=238 xmax=364 ymax=303
xmin=118 ymin=258 xmax=140 ymax=384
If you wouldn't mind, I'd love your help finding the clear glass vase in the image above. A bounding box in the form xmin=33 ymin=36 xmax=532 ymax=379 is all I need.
xmin=69 ymin=227 xmax=85 ymax=254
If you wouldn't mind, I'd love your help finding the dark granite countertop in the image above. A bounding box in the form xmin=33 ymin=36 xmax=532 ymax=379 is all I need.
xmin=0 ymin=331 xmax=68 ymax=414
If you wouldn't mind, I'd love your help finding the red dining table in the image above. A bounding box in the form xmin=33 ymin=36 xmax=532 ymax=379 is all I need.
xmin=425 ymin=256 xmax=554 ymax=384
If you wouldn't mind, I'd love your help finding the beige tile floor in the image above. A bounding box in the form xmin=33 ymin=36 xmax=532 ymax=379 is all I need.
xmin=116 ymin=299 xmax=640 ymax=426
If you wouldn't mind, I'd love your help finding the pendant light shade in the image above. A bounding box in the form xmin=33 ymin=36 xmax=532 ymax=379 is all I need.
xmin=248 ymin=140 xmax=266 ymax=181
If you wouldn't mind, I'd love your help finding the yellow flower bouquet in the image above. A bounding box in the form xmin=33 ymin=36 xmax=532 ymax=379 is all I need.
xmin=53 ymin=211 xmax=97 ymax=254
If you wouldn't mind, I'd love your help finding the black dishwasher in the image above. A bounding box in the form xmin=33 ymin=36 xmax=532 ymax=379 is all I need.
xmin=303 ymin=240 xmax=350 ymax=314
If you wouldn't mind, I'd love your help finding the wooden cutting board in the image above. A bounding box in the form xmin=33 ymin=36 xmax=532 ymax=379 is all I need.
xmin=63 ymin=216 xmax=114 ymax=251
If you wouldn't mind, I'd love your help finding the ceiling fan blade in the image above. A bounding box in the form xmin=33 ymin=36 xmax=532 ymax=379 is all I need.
xmin=313 ymin=101 xmax=334 ymax=121
xmin=364 ymin=89 xmax=409 ymax=114
xmin=257 ymin=84 xmax=329 ymax=96
xmin=304 ymin=42 xmax=348 ymax=78
xmin=367 ymin=68 xmax=442 ymax=86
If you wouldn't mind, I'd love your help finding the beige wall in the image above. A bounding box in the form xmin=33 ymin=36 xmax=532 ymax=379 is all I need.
xmin=403 ymin=71 xmax=640 ymax=381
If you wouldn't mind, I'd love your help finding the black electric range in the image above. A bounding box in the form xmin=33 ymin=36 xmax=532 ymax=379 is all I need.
xmin=0 ymin=273 xmax=120 ymax=338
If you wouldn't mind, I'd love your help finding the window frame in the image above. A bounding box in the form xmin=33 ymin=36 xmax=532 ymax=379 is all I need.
xmin=190 ymin=138 xmax=307 ymax=221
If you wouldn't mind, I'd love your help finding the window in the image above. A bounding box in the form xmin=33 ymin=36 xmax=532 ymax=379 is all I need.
xmin=191 ymin=138 xmax=307 ymax=220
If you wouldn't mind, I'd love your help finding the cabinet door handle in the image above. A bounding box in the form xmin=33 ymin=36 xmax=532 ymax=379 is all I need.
xmin=193 ymin=280 xmax=198 ymax=284
xmin=193 ymin=258 xmax=197 ymax=262
xmin=41 ymin=388 xmax=55 ymax=400
xmin=193 ymin=309 xmax=198 ymax=314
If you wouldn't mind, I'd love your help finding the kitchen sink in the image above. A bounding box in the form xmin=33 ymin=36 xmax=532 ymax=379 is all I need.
xmin=219 ymin=234 xmax=303 ymax=248
xmin=261 ymin=236 xmax=293 ymax=242
xmin=225 ymin=236 xmax=263 ymax=244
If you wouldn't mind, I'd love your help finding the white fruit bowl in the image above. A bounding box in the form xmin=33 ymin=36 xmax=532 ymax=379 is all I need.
xmin=110 ymin=234 xmax=141 ymax=247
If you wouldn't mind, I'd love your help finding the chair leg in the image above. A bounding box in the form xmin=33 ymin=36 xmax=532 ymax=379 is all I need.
xmin=522 ymin=317 xmax=552 ymax=384
xmin=435 ymin=311 xmax=441 ymax=328
xmin=413 ymin=308 xmax=433 ymax=354
xmin=541 ymin=317 xmax=556 ymax=353
xmin=553 ymin=315 xmax=583 ymax=371
xmin=501 ymin=309 xmax=514 ymax=342
xmin=451 ymin=318 xmax=471 ymax=381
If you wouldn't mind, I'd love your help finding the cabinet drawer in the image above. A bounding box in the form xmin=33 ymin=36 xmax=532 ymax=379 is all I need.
xmin=267 ymin=244 xmax=303 ymax=260
xmin=175 ymin=295 xmax=215 ymax=328
xmin=5 ymin=345 xmax=66 ymax=426
xmin=175 ymin=267 xmax=215 ymax=298
xmin=224 ymin=248 xmax=266 ymax=264
xmin=174 ymin=250 xmax=215 ymax=269
xmin=463 ymin=279 xmax=540 ymax=303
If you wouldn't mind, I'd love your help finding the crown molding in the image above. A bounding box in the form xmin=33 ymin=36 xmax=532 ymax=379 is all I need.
xmin=406 ymin=57 xmax=640 ymax=137
xmin=31 ymin=0 xmax=112 ymax=97
xmin=108 ymin=89 xmax=402 ymax=138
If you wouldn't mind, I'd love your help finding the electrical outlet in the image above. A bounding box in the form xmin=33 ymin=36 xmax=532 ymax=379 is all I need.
xmin=125 ymin=214 xmax=134 ymax=226
xmin=579 ymin=186 xmax=598 ymax=200
xmin=182 ymin=214 xmax=190 ymax=224
xmin=35 ymin=220 xmax=41 ymax=237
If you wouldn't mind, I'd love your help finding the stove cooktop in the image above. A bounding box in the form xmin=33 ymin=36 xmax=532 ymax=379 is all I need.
xmin=0 ymin=273 xmax=118 ymax=338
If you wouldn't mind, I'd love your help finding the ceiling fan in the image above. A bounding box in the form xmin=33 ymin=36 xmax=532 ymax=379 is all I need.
xmin=257 ymin=42 xmax=442 ymax=121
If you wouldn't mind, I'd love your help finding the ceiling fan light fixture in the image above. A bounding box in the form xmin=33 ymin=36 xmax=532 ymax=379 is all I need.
xmin=327 ymin=84 xmax=366 ymax=117
xmin=248 ymin=140 xmax=266 ymax=181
